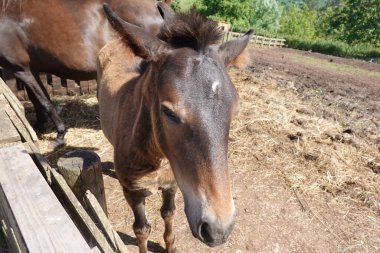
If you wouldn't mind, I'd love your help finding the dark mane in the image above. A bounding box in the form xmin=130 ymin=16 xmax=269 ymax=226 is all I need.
xmin=1 ymin=0 xmax=20 ymax=13
xmin=159 ymin=11 xmax=223 ymax=51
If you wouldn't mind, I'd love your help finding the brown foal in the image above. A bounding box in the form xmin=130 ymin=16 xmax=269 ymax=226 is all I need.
xmin=98 ymin=4 xmax=253 ymax=253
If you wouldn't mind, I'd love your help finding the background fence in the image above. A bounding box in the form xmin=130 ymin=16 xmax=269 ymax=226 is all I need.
xmin=227 ymin=32 xmax=286 ymax=48
xmin=0 ymin=69 xmax=97 ymax=101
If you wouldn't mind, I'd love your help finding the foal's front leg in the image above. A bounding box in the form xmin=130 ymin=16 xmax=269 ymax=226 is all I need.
xmin=161 ymin=186 xmax=177 ymax=253
xmin=123 ymin=188 xmax=151 ymax=253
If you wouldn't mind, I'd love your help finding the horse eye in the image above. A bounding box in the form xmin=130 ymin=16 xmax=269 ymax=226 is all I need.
xmin=161 ymin=106 xmax=180 ymax=124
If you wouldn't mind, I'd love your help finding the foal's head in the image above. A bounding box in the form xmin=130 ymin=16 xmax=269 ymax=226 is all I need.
xmin=104 ymin=5 xmax=252 ymax=247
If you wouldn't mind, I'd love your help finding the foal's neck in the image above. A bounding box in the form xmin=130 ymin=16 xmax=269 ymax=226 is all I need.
xmin=124 ymin=64 xmax=163 ymax=169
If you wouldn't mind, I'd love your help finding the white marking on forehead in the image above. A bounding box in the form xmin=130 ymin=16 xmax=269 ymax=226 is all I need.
xmin=19 ymin=18 xmax=34 ymax=28
xmin=212 ymin=81 xmax=220 ymax=93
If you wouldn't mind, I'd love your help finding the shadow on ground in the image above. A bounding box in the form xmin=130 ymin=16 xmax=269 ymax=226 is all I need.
xmin=118 ymin=232 xmax=166 ymax=253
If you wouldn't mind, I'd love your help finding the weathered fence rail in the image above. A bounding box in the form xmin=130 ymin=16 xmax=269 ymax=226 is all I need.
xmin=0 ymin=77 xmax=129 ymax=253
xmin=227 ymin=31 xmax=286 ymax=48
xmin=0 ymin=144 xmax=92 ymax=253
xmin=0 ymin=77 xmax=93 ymax=252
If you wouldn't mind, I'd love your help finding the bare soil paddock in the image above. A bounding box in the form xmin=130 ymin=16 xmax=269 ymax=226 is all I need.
xmin=28 ymin=47 xmax=380 ymax=253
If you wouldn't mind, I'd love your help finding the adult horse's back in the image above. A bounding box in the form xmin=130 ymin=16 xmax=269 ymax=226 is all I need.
xmin=0 ymin=0 xmax=171 ymax=147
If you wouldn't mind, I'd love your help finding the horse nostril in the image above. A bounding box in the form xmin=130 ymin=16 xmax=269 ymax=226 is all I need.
xmin=200 ymin=222 xmax=213 ymax=243
xmin=197 ymin=219 xmax=231 ymax=247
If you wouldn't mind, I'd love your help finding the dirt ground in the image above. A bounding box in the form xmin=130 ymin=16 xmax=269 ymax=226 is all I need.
xmin=31 ymin=47 xmax=380 ymax=253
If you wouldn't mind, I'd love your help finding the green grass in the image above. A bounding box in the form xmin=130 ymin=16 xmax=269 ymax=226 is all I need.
xmin=284 ymin=36 xmax=380 ymax=63
xmin=288 ymin=53 xmax=380 ymax=78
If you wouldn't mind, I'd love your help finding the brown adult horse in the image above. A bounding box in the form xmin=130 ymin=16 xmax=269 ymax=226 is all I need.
xmin=98 ymin=4 xmax=253 ymax=252
xmin=0 ymin=0 xmax=172 ymax=147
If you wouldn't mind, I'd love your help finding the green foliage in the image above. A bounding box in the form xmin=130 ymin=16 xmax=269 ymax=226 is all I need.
xmin=315 ymin=6 xmax=335 ymax=38
xmin=304 ymin=0 xmax=327 ymax=10
xmin=171 ymin=0 xmax=196 ymax=12
xmin=277 ymin=0 xmax=305 ymax=10
xmin=251 ymin=0 xmax=281 ymax=34
xmin=279 ymin=6 xmax=317 ymax=39
xmin=170 ymin=0 xmax=181 ymax=12
xmin=327 ymin=0 xmax=380 ymax=46
xmin=189 ymin=0 xmax=379 ymax=62
xmin=193 ymin=0 xmax=253 ymax=32
xmin=285 ymin=36 xmax=380 ymax=62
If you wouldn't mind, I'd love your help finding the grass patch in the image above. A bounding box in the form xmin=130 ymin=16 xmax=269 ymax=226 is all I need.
xmin=284 ymin=36 xmax=380 ymax=63
xmin=288 ymin=53 xmax=380 ymax=78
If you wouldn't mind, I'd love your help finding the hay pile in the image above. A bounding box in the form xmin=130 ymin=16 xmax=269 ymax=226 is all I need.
xmin=229 ymin=67 xmax=379 ymax=214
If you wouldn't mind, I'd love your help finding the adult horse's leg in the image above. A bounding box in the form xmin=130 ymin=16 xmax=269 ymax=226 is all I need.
xmin=161 ymin=186 xmax=177 ymax=253
xmin=31 ymin=71 xmax=57 ymax=133
xmin=13 ymin=70 xmax=66 ymax=147
xmin=24 ymin=82 xmax=48 ymax=135
xmin=123 ymin=188 xmax=151 ymax=253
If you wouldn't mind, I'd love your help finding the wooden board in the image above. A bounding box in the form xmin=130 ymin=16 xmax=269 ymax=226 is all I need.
xmin=0 ymin=77 xmax=24 ymax=114
xmin=0 ymin=95 xmax=37 ymax=146
xmin=0 ymin=78 xmax=38 ymax=144
xmin=0 ymin=109 xmax=20 ymax=145
xmin=0 ymin=144 xmax=92 ymax=253
xmin=85 ymin=191 xmax=129 ymax=253
xmin=0 ymin=76 xmax=117 ymax=253
xmin=50 ymin=169 xmax=114 ymax=253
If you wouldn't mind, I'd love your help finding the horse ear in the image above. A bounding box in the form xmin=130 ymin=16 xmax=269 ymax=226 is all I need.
xmin=157 ymin=1 xmax=174 ymax=22
xmin=218 ymin=29 xmax=254 ymax=67
xmin=103 ymin=4 xmax=169 ymax=61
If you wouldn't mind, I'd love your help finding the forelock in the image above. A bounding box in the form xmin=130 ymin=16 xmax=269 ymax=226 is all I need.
xmin=158 ymin=11 xmax=223 ymax=52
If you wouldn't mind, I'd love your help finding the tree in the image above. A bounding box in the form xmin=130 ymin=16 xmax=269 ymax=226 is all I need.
xmin=277 ymin=0 xmax=305 ymax=10
xmin=328 ymin=0 xmax=380 ymax=46
xmin=193 ymin=0 xmax=253 ymax=32
xmin=170 ymin=0 xmax=181 ymax=12
xmin=315 ymin=6 xmax=336 ymax=38
xmin=279 ymin=5 xmax=317 ymax=38
xmin=304 ymin=0 xmax=328 ymax=10
xmin=251 ymin=0 xmax=281 ymax=34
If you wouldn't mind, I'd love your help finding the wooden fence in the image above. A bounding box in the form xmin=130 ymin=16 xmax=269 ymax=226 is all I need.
xmin=0 ymin=69 xmax=97 ymax=101
xmin=227 ymin=32 xmax=286 ymax=48
xmin=0 ymin=77 xmax=130 ymax=253
xmin=0 ymin=78 xmax=93 ymax=252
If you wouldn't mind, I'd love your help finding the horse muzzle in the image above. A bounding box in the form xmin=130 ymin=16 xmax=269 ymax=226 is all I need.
xmin=184 ymin=195 xmax=236 ymax=247
xmin=195 ymin=210 xmax=236 ymax=247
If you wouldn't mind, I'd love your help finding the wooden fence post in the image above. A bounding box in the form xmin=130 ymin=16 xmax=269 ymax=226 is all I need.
xmin=57 ymin=150 xmax=107 ymax=215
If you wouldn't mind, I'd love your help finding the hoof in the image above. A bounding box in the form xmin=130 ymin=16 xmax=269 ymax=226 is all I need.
xmin=56 ymin=105 xmax=63 ymax=115
xmin=48 ymin=139 xmax=66 ymax=150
